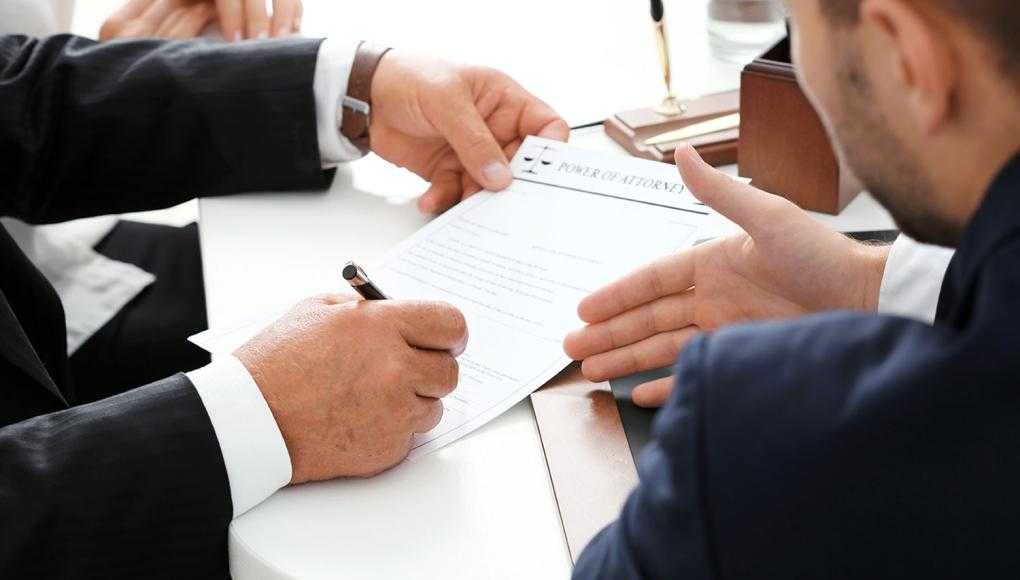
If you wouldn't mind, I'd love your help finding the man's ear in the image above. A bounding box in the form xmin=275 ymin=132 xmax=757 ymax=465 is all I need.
xmin=860 ymin=0 xmax=957 ymax=134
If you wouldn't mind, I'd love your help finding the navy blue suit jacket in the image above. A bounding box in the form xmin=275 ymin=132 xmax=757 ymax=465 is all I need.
xmin=575 ymin=154 xmax=1020 ymax=578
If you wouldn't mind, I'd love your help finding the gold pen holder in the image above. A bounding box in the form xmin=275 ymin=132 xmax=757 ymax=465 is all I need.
xmin=652 ymin=21 xmax=686 ymax=118
xmin=655 ymin=96 xmax=687 ymax=117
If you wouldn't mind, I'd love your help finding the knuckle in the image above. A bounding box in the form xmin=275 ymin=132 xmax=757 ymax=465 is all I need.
xmin=299 ymin=295 xmax=326 ymax=309
xmin=462 ymin=130 xmax=494 ymax=151
xmin=648 ymin=300 xmax=670 ymax=333
xmin=640 ymin=308 xmax=659 ymax=336
xmin=604 ymin=322 xmax=621 ymax=349
xmin=420 ymin=301 xmax=466 ymax=336
xmin=623 ymin=349 xmax=641 ymax=374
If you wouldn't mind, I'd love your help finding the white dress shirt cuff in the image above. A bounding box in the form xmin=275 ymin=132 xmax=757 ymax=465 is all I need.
xmin=314 ymin=37 xmax=366 ymax=166
xmin=187 ymin=355 xmax=292 ymax=518
xmin=878 ymin=234 xmax=955 ymax=324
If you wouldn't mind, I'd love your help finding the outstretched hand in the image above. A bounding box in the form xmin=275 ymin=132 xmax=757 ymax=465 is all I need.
xmin=564 ymin=145 xmax=890 ymax=407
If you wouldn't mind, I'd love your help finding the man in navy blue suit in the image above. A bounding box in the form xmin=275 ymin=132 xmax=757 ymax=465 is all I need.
xmin=565 ymin=0 xmax=1020 ymax=577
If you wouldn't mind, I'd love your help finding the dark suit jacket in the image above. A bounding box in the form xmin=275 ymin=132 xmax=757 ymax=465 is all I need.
xmin=0 ymin=34 xmax=332 ymax=578
xmin=575 ymin=154 xmax=1020 ymax=579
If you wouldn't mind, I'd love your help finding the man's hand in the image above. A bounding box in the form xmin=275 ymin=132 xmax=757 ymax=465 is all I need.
xmin=369 ymin=52 xmax=570 ymax=214
xmin=234 ymin=295 xmax=468 ymax=482
xmin=563 ymin=145 xmax=890 ymax=407
xmin=100 ymin=0 xmax=302 ymax=42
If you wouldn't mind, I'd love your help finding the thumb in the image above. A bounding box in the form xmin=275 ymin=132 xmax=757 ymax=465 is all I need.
xmin=675 ymin=143 xmax=785 ymax=237
xmin=434 ymin=92 xmax=513 ymax=192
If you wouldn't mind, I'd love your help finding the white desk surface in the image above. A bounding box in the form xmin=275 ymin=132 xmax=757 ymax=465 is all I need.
xmin=192 ymin=1 xmax=892 ymax=578
xmin=201 ymin=128 xmax=893 ymax=580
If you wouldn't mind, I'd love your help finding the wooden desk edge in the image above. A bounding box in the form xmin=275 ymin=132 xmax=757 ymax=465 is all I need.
xmin=530 ymin=364 xmax=639 ymax=563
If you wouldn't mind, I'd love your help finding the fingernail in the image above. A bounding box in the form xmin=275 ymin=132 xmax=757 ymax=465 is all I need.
xmin=482 ymin=162 xmax=512 ymax=189
xmin=256 ymin=30 xmax=268 ymax=40
xmin=538 ymin=120 xmax=569 ymax=140
xmin=276 ymin=25 xmax=291 ymax=37
xmin=294 ymin=17 xmax=302 ymax=31
xmin=674 ymin=142 xmax=695 ymax=163
xmin=232 ymin=31 xmax=242 ymax=42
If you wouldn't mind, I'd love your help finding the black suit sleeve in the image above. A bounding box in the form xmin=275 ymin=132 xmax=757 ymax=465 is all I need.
xmin=0 ymin=374 xmax=232 ymax=578
xmin=0 ymin=34 xmax=332 ymax=224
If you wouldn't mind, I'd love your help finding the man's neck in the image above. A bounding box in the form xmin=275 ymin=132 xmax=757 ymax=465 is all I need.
xmin=926 ymin=105 xmax=1020 ymax=233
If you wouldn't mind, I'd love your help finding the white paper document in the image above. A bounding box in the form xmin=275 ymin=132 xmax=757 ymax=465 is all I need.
xmin=191 ymin=136 xmax=712 ymax=458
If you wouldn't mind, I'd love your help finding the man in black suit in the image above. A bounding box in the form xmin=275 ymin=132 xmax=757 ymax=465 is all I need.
xmin=566 ymin=0 xmax=1020 ymax=577
xmin=0 ymin=34 xmax=567 ymax=577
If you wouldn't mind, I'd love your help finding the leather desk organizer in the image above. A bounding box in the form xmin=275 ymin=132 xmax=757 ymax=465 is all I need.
xmin=739 ymin=37 xmax=861 ymax=214
xmin=530 ymin=365 xmax=638 ymax=562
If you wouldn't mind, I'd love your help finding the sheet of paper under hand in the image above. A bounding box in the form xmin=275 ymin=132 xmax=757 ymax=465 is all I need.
xmin=190 ymin=136 xmax=713 ymax=458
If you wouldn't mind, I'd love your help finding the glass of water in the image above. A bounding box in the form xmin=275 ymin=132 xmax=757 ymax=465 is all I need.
xmin=708 ymin=0 xmax=787 ymax=64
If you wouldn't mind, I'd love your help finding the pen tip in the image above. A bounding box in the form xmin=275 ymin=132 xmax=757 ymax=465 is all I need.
xmin=342 ymin=263 xmax=359 ymax=281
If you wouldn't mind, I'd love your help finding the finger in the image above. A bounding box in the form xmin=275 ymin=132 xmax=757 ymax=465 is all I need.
xmin=433 ymin=86 xmax=513 ymax=192
xmin=215 ymin=0 xmax=244 ymax=41
xmin=453 ymin=138 xmax=519 ymax=204
xmin=460 ymin=173 xmax=483 ymax=200
xmin=381 ymin=301 xmax=469 ymax=353
xmin=244 ymin=0 xmax=270 ymax=39
xmin=109 ymin=0 xmax=158 ymax=21
xmin=270 ymin=0 xmax=300 ymax=36
xmin=166 ymin=3 xmax=215 ymax=38
xmin=675 ymin=143 xmax=792 ymax=237
xmin=105 ymin=18 xmax=157 ymax=39
xmin=412 ymin=398 xmax=444 ymax=433
xmin=418 ymin=170 xmax=462 ymax=214
xmin=577 ymin=251 xmax=695 ymax=324
xmin=141 ymin=0 xmax=182 ymax=28
xmin=580 ymin=328 xmax=699 ymax=382
xmin=101 ymin=0 xmax=159 ymax=38
xmin=632 ymin=376 xmax=674 ymax=408
xmin=155 ymin=6 xmax=189 ymax=37
xmin=405 ymin=349 xmax=459 ymax=399
xmin=565 ymin=291 xmax=696 ymax=360
xmin=517 ymin=95 xmax=570 ymax=142
xmin=293 ymin=0 xmax=302 ymax=32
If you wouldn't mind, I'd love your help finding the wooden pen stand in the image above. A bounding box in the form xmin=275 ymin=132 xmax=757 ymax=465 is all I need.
xmin=605 ymin=90 xmax=740 ymax=167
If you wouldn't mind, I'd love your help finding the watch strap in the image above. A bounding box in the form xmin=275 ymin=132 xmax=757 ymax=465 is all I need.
xmin=340 ymin=42 xmax=391 ymax=154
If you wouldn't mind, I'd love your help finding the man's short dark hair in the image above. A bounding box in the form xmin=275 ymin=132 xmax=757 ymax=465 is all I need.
xmin=821 ymin=1 xmax=1019 ymax=79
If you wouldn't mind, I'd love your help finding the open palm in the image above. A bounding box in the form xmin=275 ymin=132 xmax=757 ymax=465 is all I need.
xmin=564 ymin=145 xmax=888 ymax=406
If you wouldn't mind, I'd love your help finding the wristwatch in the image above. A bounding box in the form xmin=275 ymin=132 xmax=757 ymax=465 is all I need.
xmin=340 ymin=41 xmax=392 ymax=155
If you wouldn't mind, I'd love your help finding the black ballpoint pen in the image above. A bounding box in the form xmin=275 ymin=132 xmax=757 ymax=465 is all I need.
xmin=342 ymin=261 xmax=389 ymax=300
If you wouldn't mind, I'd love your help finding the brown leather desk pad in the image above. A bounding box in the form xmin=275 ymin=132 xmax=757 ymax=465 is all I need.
xmin=530 ymin=364 xmax=665 ymax=562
